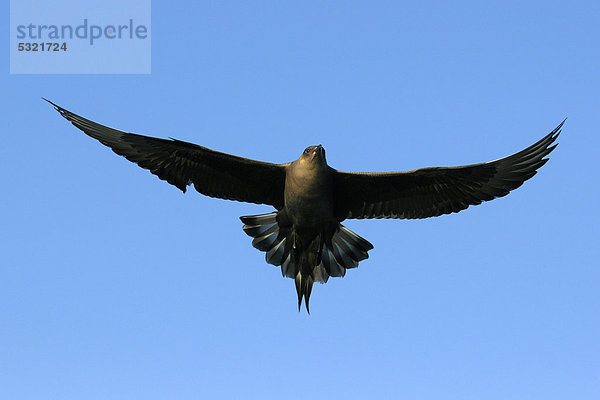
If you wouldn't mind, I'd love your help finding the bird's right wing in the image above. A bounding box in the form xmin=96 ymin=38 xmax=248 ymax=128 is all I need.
xmin=333 ymin=121 xmax=563 ymax=220
xmin=47 ymin=100 xmax=287 ymax=209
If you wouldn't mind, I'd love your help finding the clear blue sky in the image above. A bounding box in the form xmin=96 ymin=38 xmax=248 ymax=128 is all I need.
xmin=2 ymin=1 xmax=599 ymax=399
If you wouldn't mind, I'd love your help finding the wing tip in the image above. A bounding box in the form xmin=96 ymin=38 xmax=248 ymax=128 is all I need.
xmin=550 ymin=118 xmax=566 ymax=139
xmin=43 ymin=97 xmax=73 ymax=122
xmin=42 ymin=97 xmax=60 ymax=111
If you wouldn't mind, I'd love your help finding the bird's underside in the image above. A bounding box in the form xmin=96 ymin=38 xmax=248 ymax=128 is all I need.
xmin=46 ymin=98 xmax=563 ymax=313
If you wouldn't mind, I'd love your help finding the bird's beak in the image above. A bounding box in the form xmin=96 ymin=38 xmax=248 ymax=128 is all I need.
xmin=315 ymin=144 xmax=326 ymax=162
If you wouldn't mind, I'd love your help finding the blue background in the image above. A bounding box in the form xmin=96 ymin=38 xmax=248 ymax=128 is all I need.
xmin=2 ymin=1 xmax=599 ymax=399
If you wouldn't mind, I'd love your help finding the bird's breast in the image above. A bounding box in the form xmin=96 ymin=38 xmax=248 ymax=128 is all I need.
xmin=284 ymin=163 xmax=334 ymax=227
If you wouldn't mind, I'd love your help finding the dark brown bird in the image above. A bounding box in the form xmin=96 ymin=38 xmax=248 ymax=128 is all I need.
xmin=45 ymin=99 xmax=563 ymax=313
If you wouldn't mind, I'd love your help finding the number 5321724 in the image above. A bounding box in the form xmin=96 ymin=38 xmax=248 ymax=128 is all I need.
xmin=18 ymin=42 xmax=67 ymax=51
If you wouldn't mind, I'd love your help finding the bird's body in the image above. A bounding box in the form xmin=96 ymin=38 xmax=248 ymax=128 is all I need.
xmin=242 ymin=145 xmax=371 ymax=312
xmin=45 ymin=99 xmax=563 ymax=313
xmin=284 ymin=146 xmax=334 ymax=227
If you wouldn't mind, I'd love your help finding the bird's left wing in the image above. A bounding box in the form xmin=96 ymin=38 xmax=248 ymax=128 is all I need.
xmin=47 ymin=100 xmax=287 ymax=208
xmin=333 ymin=121 xmax=563 ymax=220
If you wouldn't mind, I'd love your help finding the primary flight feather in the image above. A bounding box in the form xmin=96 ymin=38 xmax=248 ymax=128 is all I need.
xmin=46 ymin=99 xmax=563 ymax=313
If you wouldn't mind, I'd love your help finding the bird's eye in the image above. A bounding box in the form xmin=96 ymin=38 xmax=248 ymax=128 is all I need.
xmin=304 ymin=148 xmax=311 ymax=154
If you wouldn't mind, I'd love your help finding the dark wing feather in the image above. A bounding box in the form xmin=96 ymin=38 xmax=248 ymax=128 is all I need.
xmin=334 ymin=121 xmax=563 ymax=220
xmin=46 ymin=99 xmax=287 ymax=208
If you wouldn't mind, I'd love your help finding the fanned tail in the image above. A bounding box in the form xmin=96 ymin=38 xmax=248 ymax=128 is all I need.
xmin=316 ymin=225 xmax=374 ymax=281
xmin=240 ymin=212 xmax=374 ymax=313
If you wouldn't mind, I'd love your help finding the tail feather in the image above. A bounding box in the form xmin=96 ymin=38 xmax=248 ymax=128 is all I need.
xmin=241 ymin=213 xmax=277 ymax=236
xmin=251 ymin=226 xmax=279 ymax=252
xmin=241 ymin=212 xmax=373 ymax=313
xmin=281 ymin=253 xmax=295 ymax=278
xmin=242 ymin=213 xmax=286 ymax=259
xmin=295 ymin=272 xmax=314 ymax=314
xmin=332 ymin=239 xmax=359 ymax=269
xmin=321 ymin=245 xmax=345 ymax=278
xmin=318 ymin=225 xmax=374 ymax=279
xmin=266 ymin=237 xmax=287 ymax=265
xmin=337 ymin=226 xmax=373 ymax=261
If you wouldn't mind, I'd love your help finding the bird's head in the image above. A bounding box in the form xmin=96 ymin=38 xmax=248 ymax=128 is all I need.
xmin=300 ymin=144 xmax=327 ymax=165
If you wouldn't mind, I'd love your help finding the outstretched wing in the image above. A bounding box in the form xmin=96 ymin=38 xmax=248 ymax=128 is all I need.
xmin=46 ymin=99 xmax=287 ymax=208
xmin=334 ymin=121 xmax=563 ymax=220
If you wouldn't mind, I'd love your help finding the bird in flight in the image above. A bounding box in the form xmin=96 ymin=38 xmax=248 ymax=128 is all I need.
xmin=45 ymin=99 xmax=563 ymax=313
